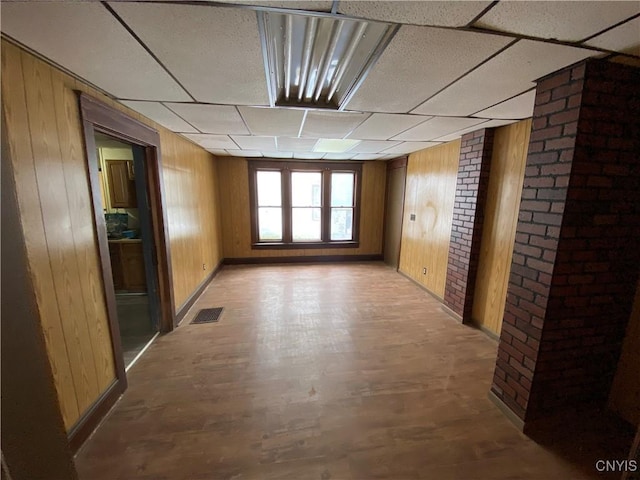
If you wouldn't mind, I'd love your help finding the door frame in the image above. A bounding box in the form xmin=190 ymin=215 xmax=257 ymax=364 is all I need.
xmin=383 ymin=156 xmax=408 ymax=270
xmin=69 ymin=93 xmax=176 ymax=450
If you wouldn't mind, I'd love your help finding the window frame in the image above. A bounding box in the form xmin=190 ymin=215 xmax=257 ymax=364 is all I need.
xmin=248 ymin=160 xmax=362 ymax=249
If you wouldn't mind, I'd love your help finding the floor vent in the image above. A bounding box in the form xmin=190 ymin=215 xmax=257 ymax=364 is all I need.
xmin=191 ymin=307 xmax=224 ymax=324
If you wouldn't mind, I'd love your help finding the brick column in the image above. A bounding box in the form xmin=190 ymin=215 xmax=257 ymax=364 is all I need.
xmin=491 ymin=59 xmax=640 ymax=426
xmin=444 ymin=129 xmax=494 ymax=321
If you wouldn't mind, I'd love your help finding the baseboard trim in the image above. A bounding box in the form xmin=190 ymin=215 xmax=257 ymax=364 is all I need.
xmin=175 ymin=260 xmax=223 ymax=325
xmin=223 ymin=254 xmax=383 ymax=265
xmin=397 ymin=269 xmax=444 ymax=302
xmin=68 ymin=378 xmax=124 ymax=453
xmin=488 ymin=390 xmax=525 ymax=432
xmin=440 ymin=303 xmax=463 ymax=323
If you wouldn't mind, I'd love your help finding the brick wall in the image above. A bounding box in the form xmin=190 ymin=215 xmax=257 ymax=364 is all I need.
xmin=491 ymin=59 xmax=640 ymax=423
xmin=444 ymin=129 xmax=494 ymax=320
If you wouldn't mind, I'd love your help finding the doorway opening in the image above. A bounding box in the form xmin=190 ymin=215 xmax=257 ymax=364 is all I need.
xmin=72 ymin=92 xmax=176 ymax=451
xmin=94 ymin=133 xmax=160 ymax=369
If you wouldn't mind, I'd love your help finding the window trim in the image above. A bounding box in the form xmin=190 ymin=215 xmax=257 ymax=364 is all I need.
xmin=248 ymin=160 xmax=362 ymax=249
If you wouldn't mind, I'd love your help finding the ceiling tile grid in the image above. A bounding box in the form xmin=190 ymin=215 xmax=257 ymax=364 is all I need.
xmin=1 ymin=2 xmax=190 ymax=101
xmin=346 ymin=113 xmax=433 ymax=140
xmin=2 ymin=1 xmax=638 ymax=161
xmin=165 ymin=103 xmax=248 ymax=134
xmin=337 ymin=1 xmax=494 ymax=27
xmin=237 ymin=107 xmax=305 ymax=137
xmin=412 ymin=40 xmax=596 ymax=117
xmin=475 ymin=1 xmax=640 ymax=42
xmin=110 ymin=2 xmax=270 ymax=105
xmin=345 ymin=26 xmax=513 ymax=113
xmin=473 ymin=90 xmax=537 ymax=120
xmin=301 ymin=111 xmax=370 ymax=138
xmin=393 ymin=117 xmax=488 ymax=142
xmin=120 ymin=101 xmax=198 ymax=133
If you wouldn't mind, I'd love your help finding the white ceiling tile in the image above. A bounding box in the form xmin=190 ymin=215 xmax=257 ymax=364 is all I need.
xmin=413 ymin=40 xmax=596 ymax=116
xmin=226 ymin=150 xmax=263 ymax=157
xmin=1 ymin=3 xmax=190 ymax=101
xmin=473 ymin=90 xmax=536 ymax=119
xmin=314 ymin=139 xmax=361 ymax=153
xmin=382 ymin=142 xmax=441 ymax=154
xmin=214 ymin=1 xmax=333 ymax=11
xmin=301 ymin=111 xmax=370 ymax=138
xmin=262 ymin=151 xmax=294 ymax=159
xmin=230 ymin=135 xmax=277 ymax=150
xmin=206 ymin=149 xmax=229 ymax=156
xmin=585 ymin=17 xmax=640 ymax=56
xmin=238 ymin=107 xmax=305 ymax=136
xmin=433 ymin=119 xmax=518 ymax=142
xmin=379 ymin=153 xmax=403 ymax=160
xmin=353 ymin=153 xmax=387 ymax=160
xmin=346 ymin=113 xmax=433 ymax=140
xmin=345 ymin=26 xmax=512 ymax=113
xmin=337 ymin=1 xmax=494 ymax=27
xmin=475 ymin=1 xmax=640 ymax=42
xmin=277 ymin=137 xmax=319 ymax=152
xmin=120 ymin=101 xmax=198 ymax=133
xmin=110 ymin=3 xmax=269 ymax=105
xmin=393 ymin=117 xmax=487 ymax=141
xmin=165 ymin=104 xmax=248 ymax=134
xmin=182 ymin=134 xmax=238 ymax=150
xmin=293 ymin=152 xmax=327 ymax=159
xmin=323 ymin=153 xmax=358 ymax=160
xmin=348 ymin=140 xmax=401 ymax=154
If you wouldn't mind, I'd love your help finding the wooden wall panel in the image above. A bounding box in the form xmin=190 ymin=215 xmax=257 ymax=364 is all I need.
xmin=160 ymin=130 xmax=223 ymax=309
xmin=1 ymin=39 xmax=223 ymax=430
xmin=472 ymin=119 xmax=532 ymax=335
xmin=399 ymin=140 xmax=461 ymax=298
xmin=609 ymin=280 xmax=640 ymax=427
xmin=217 ymin=158 xmax=386 ymax=258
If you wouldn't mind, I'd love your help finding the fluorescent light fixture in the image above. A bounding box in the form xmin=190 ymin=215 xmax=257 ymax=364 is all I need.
xmin=313 ymin=138 xmax=361 ymax=153
xmin=258 ymin=10 xmax=398 ymax=110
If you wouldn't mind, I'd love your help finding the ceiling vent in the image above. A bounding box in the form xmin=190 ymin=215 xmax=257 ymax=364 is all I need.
xmin=257 ymin=11 xmax=398 ymax=111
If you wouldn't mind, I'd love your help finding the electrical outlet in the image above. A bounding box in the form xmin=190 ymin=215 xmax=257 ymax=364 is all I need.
xmin=203 ymin=263 xmax=206 ymax=271
xmin=422 ymin=267 xmax=427 ymax=275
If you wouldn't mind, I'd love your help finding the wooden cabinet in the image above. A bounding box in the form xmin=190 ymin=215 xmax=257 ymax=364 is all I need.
xmin=108 ymin=240 xmax=146 ymax=292
xmin=106 ymin=160 xmax=136 ymax=208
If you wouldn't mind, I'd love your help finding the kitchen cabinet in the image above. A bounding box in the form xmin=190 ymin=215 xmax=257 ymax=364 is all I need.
xmin=106 ymin=160 xmax=137 ymax=208
xmin=108 ymin=240 xmax=146 ymax=292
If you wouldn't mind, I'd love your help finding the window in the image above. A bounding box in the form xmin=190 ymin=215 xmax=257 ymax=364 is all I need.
xmin=249 ymin=160 xmax=362 ymax=248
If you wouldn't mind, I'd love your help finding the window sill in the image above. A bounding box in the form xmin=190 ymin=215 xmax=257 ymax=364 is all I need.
xmin=251 ymin=241 xmax=360 ymax=250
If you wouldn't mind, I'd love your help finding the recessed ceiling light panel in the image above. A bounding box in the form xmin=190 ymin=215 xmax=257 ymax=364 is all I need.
xmin=258 ymin=10 xmax=397 ymax=110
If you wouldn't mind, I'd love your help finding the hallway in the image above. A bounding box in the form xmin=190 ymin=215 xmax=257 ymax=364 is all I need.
xmin=74 ymin=263 xmax=631 ymax=479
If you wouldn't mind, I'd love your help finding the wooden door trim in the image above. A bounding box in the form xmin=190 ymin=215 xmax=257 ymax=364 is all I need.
xmin=71 ymin=93 xmax=176 ymax=450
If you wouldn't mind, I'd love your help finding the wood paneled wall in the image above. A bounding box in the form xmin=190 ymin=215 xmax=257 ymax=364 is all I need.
xmin=471 ymin=119 xmax=532 ymax=335
xmin=160 ymin=130 xmax=222 ymax=309
xmin=1 ymin=40 xmax=222 ymax=429
xmin=217 ymin=157 xmax=386 ymax=258
xmin=399 ymin=140 xmax=461 ymax=297
xmin=609 ymin=280 xmax=640 ymax=426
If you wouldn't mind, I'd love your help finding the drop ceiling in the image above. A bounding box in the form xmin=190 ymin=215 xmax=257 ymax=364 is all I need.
xmin=2 ymin=1 xmax=638 ymax=160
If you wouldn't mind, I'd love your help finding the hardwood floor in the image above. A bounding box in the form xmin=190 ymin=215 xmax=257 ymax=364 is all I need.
xmin=75 ymin=263 xmax=629 ymax=479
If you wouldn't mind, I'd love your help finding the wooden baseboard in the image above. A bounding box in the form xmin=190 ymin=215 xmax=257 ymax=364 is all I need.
xmin=488 ymin=390 xmax=526 ymax=432
xmin=175 ymin=260 xmax=223 ymax=325
xmin=68 ymin=378 xmax=124 ymax=453
xmin=440 ymin=303 xmax=463 ymax=323
xmin=223 ymin=254 xmax=383 ymax=265
xmin=396 ymin=269 xmax=444 ymax=302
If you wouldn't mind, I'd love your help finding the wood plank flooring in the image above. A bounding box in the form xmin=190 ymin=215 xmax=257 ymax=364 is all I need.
xmin=75 ymin=263 xmax=628 ymax=479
